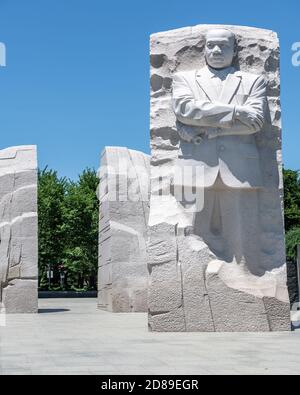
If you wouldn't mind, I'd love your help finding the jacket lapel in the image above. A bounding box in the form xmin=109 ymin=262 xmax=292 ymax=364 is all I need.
xmin=219 ymin=72 xmax=242 ymax=104
xmin=195 ymin=68 xmax=219 ymax=102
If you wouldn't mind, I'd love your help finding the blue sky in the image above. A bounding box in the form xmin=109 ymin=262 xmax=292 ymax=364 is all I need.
xmin=0 ymin=0 xmax=299 ymax=179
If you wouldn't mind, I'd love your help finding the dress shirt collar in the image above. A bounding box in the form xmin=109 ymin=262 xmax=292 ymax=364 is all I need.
xmin=206 ymin=65 xmax=235 ymax=81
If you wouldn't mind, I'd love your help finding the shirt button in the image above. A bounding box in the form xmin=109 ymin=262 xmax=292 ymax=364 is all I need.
xmin=219 ymin=145 xmax=225 ymax=152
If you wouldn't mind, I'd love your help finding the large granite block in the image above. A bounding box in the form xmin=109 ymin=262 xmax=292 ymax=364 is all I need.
xmin=148 ymin=24 xmax=291 ymax=331
xmin=97 ymin=147 xmax=150 ymax=312
xmin=0 ymin=146 xmax=38 ymax=313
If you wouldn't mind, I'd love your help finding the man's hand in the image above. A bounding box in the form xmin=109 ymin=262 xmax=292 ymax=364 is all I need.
xmin=235 ymin=105 xmax=264 ymax=131
xmin=177 ymin=123 xmax=207 ymax=143
xmin=206 ymin=128 xmax=220 ymax=139
xmin=192 ymin=128 xmax=222 ymax=142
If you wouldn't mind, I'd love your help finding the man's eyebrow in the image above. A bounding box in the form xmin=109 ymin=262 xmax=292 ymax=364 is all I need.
xmin=206 ymin=39 xmax=231 ymax=44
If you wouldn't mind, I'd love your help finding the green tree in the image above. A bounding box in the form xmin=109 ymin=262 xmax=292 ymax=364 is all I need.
xmin=286 ymin=227 xmax=300 ymax=262
xmin=61 ymin=168 xmax=99 ymax=290
xmin=283 ymin=169 xmax=300 ymax=263
xmin=283 ymin=169 xmax=300 ymax=232
xmin=38 ymin=167 xmax=67 ymax=289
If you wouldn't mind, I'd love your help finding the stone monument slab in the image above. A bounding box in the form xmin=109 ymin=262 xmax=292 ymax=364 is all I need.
xmin=0 ymin=145 xmax=38 ymax=313
xmin=148 ymin=24 xmax=290 ymax=332
xmin=98 ymin=147 xmax=150 ymax=312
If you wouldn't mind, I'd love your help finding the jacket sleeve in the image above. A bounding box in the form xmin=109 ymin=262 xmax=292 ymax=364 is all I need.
xmin=172 ymin=73 xmax=236 ymax=129
xmin=219 ymin=75 xmax=267 ymax=136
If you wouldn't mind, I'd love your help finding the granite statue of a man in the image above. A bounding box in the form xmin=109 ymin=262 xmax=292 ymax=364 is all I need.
xmin=172 ymin=28 xmax=267 ymax=274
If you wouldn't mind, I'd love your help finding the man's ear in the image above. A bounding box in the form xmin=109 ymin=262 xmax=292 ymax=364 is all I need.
xmin=233 ymin=42 xmax=238 ymax=57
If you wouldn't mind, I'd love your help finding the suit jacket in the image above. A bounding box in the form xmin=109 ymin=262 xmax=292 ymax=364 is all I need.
xmin=172 ymin=66 xmax=267 ymax=189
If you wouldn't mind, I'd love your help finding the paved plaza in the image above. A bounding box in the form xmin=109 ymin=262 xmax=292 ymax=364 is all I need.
xmin=0 ymin=298 xmax=300 ymax=375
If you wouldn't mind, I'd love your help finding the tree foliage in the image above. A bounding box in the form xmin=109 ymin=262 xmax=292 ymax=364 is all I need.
xmin=61 ymin=169 xmax=99 ymax=290
xmin=38 ymin=168 xmax=67 ymax=289
xmin=283 ymin=168 xmax=300 ymax=261
xmin=286 ymin=227 xmax=300 ymax=262
xmin=283 ymin=169 xmax=300 ymax=232
xmin=38 ymin=167 xmax=99 ymax=290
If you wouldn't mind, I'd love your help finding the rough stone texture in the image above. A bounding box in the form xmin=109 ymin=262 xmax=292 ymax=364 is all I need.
xmin=98 ymin=147 xmax=150 ymax=312
xmin=148 ymin=24 xmax=291 ymax=331
xmin=0 ymin=145 xmax=38 ymax=313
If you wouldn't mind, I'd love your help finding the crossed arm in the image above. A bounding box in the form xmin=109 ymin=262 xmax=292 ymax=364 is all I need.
xmin=172 ymin=73 xmax=267 ymax=140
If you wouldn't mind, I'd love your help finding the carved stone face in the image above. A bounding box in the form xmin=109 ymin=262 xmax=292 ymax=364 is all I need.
xmin=205 ymin=29 xmax=236 ymax=69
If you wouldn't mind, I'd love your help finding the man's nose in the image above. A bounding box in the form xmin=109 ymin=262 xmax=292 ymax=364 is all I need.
xmin=212 ymin=45 xmax=222 ymax=54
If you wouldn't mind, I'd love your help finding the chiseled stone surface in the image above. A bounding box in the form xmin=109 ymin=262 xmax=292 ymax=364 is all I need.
xmin=98 ymin=147 xmax=150 ymax=312
xmin=148 ymin=24 xmax=290 ymax=331
xmin=0 ymin=145 xmax=38 ymax=313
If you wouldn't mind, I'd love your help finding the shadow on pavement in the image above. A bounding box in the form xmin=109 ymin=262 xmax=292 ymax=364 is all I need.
xmin=38 ymin=308 xmax=70 ymax=314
